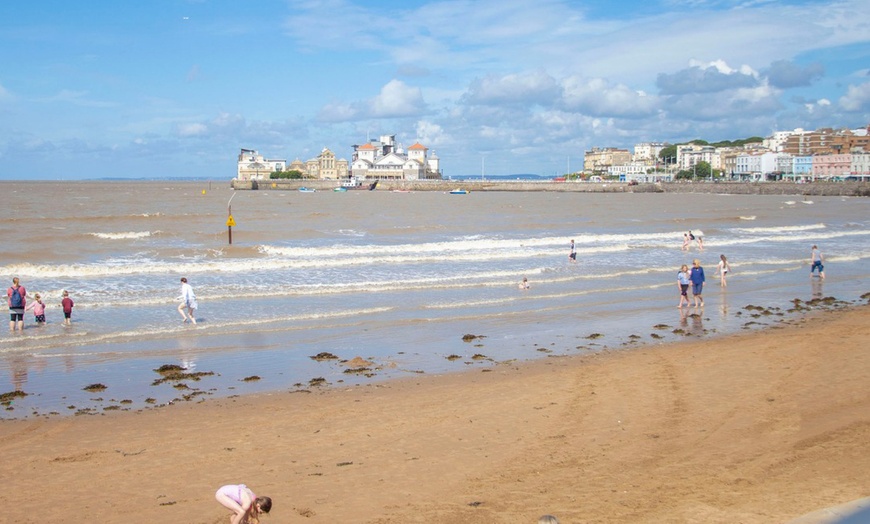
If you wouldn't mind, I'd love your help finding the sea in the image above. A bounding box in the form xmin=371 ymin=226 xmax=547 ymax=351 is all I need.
xmin=1 ymin=180 xmax=868 ymax=418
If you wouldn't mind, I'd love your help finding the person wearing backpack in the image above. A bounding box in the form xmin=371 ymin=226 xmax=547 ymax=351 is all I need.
xmin=7 ymin=277 xmax=27 ymax=332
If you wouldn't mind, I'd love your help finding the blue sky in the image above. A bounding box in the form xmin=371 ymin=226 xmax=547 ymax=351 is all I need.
xmin=1 ymin=0 xmax=868 ymax=179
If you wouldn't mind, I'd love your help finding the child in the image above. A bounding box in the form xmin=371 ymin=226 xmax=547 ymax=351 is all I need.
xmin=61 ymin=290 xmax=74 ymax=326
xmin=518 ymin=277 xmax=529 ymax=290
xmin=676 ymin=264 xmax=691 ymax=308
xmin=215 ymin=484 xmax=271 ymax=524
xmin=25 ymin=292 xmax=47 ymax=325
xmin=715 ymin=254 xmax=731 ymax=287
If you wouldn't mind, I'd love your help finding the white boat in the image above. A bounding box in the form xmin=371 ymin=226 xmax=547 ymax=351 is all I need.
xmin=449 ymin=188 xmax=469 ymax=195
xmin=298 ymin=187 xmax=316 ymax=193
xmin=333 ymin=187 xmax=348 ymax=192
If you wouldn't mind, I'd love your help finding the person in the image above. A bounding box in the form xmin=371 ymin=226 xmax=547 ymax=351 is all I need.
xmin=518 ymin=277 xmax=529 ymax=290
xmin=178 ymin=277 xmax=198 ymax=324
xmin=538 ymin=516 xmax=560 ymax=524
xmin=7 ymin=277 xmax=26 ymax=332
xmin=25 ymin=292 xmax=47 ymax=325
xmin=568 ymin=239 xmax=576 ymax=262
xmin=61 ymin=290 xmax=74 ymax=326
xmin=689 ymin=258 xmax=705 ymax=307
xmin=810 ymin=245 xmax=825 ymax=279
xmin=682 ymin=233 xmax=690 ymax=251
xmin=691 ymin=230 xmax=704 ymax=250
xmin=215 ymin=484 xmax=271 ymax=524
xmin=715 ymin=254 xmax=730 ymax=287
xmin=676 ymin=264 xmax=691 ymax=308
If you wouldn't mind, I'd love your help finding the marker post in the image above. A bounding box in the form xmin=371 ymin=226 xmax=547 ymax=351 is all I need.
xmin=227 ymin=191 xmax=237 ymax=245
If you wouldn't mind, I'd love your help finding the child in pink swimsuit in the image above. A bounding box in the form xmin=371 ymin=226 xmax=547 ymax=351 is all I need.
xmin=25 ymin=293 xmax=47 ymax=324
xmin=215 ymin=484 xmax=271 ymax=524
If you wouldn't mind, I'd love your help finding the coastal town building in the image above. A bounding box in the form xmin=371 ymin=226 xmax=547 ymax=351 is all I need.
xmin=236 ymin=149 xmax=286 ymax=181
xmin=351 ymin=134 xmax=441 ymax=180
xmin=304 ymin=148 xmax=349 ymax=180
xmin=632 ymin=142 xmax=668 ymax=164
xmin=583 ymin=147 xmax=631 ymax=174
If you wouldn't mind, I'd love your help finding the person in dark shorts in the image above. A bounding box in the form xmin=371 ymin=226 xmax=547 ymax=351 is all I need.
xmin=8 ymin=277 xmax=26 ymax=332
xmin=61 ymin=290 xmax=74 ymax=326
xmin=569 ymin=239 xmax=576 ymax=262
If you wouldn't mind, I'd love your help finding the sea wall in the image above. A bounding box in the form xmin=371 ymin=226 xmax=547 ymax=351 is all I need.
xmin=231 ymin=178 xmax=870 ymax=197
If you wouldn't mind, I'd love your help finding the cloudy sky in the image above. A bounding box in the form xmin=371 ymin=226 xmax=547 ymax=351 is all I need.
xmin=1 ymin=0 xmax=869 ymax=179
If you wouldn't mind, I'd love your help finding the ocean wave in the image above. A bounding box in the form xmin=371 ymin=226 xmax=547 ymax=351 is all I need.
xmin=732 ymin=223 xmax=826 ymax=234
xmin=89 ymin=231 xmax=157 ymax=240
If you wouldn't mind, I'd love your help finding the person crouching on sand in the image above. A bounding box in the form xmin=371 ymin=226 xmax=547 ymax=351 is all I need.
xmin=215 ymin=484 xmax=271 ymax=524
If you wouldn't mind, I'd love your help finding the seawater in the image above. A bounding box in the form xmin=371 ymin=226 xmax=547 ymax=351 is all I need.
xmin=1 ymin=181 xmax=868 ymax=417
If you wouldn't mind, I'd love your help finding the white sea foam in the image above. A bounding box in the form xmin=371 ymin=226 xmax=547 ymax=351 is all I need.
xmin=89 ymin=231 xmax=155 ymax=240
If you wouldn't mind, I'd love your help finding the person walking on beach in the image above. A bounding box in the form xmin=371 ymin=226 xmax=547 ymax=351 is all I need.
xmin=690 ymin=259 xmax=706 ymax=307
xmin=715 ymin=254 xmax=731 ymax=287
xmin=569 ymin=239 xmax=576 ymax=262
xmin=215 ymin=484 xmax=271 ymax=524
xmin=7 ymin=277 xmax=26 ymax=332
xmin=178 ymin=277 xmax=198 ymax=324
xmin=25 ymin=292 xmax=47 ymax=325
xmin=677 ymin=264 xmax=691 ymax=308
xmin=810 ymin=245 xmax=825 ymax=279
xmin=61 ymin=290 xmax=74 ymax=326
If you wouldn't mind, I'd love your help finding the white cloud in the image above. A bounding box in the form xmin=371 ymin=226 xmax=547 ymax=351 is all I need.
xmin=0 ymin=82 xmax=13 ymax=102
xmin=465 ymin=71 xmax=560 ymax=106
xmin=560 ymin=77 xmax=659 ymax=117
xmin=371 ymin=79 xmax=426 ymax=118
xmin=839 ymin=82 xmax=870 ymax=112
xmin=176 ymin=123 xmax=208 ymax=136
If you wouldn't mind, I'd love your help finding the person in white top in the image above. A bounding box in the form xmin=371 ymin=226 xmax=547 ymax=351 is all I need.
xmin=715 ymin=254 xmax=731 ymax=287
xmin=177 ymin=277 xmax=198 ymax=324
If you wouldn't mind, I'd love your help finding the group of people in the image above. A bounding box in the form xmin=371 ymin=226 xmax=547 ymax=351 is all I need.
xmin=677 ymin=244 xmax=825 ymax=308
xmin=6 ymin=277 xmax=74 ymax=332
xmin=682 ymin=230 xmax=704 ymax=251
xmin=7 ymin=276 xmax=199 ymax=331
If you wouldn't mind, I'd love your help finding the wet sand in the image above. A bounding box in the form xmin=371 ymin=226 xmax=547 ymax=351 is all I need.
xmin=1 ymin=305 xmax=868 ymax=523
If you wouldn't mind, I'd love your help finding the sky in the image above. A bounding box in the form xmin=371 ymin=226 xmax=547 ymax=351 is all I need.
xmin=1 ymin=0 xmax=869 ymax=180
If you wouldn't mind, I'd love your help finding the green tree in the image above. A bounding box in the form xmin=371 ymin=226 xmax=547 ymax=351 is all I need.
xmin=658 ymin=145 xmax=677 ymax=163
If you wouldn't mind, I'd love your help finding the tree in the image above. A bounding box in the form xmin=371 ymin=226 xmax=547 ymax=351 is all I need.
xmin=658 ymin=145 xmax=677 ymax=162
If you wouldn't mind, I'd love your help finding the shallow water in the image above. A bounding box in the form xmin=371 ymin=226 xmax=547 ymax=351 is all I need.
xmin=1 ymin=181 xmax=868 ymax=418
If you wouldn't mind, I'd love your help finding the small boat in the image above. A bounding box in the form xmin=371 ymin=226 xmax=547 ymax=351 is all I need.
xmin=298 ymin=187 xmax=316 ymax=193
xmin=333 ymin=187 xmax=348 ymax=192
xmin=449 ymin=188 xmax=469 ymax=195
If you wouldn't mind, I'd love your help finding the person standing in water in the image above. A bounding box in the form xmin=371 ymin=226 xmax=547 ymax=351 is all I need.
xmin=677 ymin=264 xmax=691 ymax=308
xmin=689 ymin=259 xmax=705 ymax=308
xmin=715 ymin=254 xmax=730 ymax=287
xmin=61 ymin=290 xmax=74 ymax=326
xmin=177 ymin=277 xmax=198 ymax=324
xmin=7 ymin=277 xmax=26 ymax=332
xmin=810 ymin=245 xmax=825 ymax=279
xmin=569 ymin=239 xmax=576 ymax=262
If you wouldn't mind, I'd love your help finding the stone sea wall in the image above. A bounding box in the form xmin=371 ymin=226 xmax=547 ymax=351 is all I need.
xmin=231 ymin=178 xmax=870 ymax=197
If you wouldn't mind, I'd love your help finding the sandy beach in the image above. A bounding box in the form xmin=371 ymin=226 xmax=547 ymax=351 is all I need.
xmin=2 ymin=304 xmax=869 ymax=523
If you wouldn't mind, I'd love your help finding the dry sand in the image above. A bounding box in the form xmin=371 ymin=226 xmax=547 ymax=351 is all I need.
xmin=2 ymin=306 xmax=869 ymax=523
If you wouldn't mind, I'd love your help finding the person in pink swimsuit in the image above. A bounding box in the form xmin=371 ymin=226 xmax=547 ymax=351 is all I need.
xmin=25 ymin=292 xmax=47 ymax=325
xmin=215 ymin=484 xmax=271 ymax=524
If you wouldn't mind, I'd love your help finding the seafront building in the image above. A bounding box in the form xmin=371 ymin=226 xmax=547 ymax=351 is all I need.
xmin=236 ymin=149 xmax=286 ymax=181
xmin=350 ymin=134 xmax=441 ymax=180
xmin=235 ymin=134 xmax=441 ymax=182
xmin=588 ymin=125 xmax=870 ymax=182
